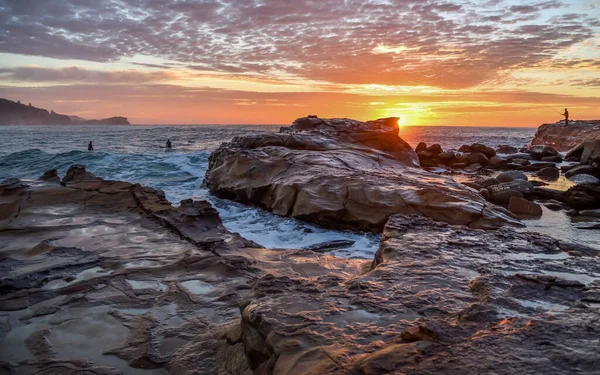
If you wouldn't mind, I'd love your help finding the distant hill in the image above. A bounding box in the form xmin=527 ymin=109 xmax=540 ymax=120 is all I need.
xmin=0 ymin=98 xmax=130 ymax=125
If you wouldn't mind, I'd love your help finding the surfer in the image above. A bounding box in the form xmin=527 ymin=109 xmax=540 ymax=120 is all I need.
xmin=562 ymin=108 xmax=569 ymax=126
xmin=166 ymin=139 xmax=172 ymax=149
xmin=88 ymin=141 xmax=94 ymax=151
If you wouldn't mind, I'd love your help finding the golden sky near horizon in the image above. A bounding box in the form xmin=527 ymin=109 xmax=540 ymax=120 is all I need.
xmin=0 ymin=0 xmax=599 ymax=126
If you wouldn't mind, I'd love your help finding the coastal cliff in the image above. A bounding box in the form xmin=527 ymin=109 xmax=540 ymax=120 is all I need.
xmin=531 ymin=120 xmax=600 ymax=151
xmin=0 ymin=98 xmax=130 ymax=125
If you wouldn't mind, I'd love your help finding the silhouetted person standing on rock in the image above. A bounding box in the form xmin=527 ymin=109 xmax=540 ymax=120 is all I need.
xmin=166 ymin=139 xmax=172 ymax=149
xmin=562 ymin=108 xmax=569 ymax=125
xmin=88 ymin=141 xmax=94 ymax=151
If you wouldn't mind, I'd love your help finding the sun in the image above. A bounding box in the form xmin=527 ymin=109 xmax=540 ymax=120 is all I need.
xmin=397 ymin=116 xmax=407 ymax=127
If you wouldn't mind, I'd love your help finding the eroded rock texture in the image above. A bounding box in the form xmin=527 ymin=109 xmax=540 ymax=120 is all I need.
xmin=206 ymin=116 xmax=519 ymax=231
xmin=232 ymin=215 xmax=600 ymax=375
xmin=531 ymin=120 xmax=600 ymax=151
xmin=2 ymin=166 xmax=599 ymax=375
xmin=0 ymin=166 xmax=261 ymax=374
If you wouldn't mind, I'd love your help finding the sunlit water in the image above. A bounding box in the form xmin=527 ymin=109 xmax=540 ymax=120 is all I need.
xmin=1 ymin=124 xmax=596 ymax=255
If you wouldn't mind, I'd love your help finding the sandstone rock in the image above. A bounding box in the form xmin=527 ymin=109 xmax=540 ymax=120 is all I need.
xmin=206 ymin=116 xmax=519 ymax=231
xmin=497 ymin=170 xmax=528 ymax=183
xmin=508 ymin=197 xmax=542 ymax=216
xmin=495 ymin=145 xmax=518 ymax=154
xmin=234 ymin=215 xmax=600 ymax=375
xmin=531 ymin=120 xmax=600 ymax=151
xmin=62 ymin=164 xmax=103 ymax=184
xmin=536 ymin=167 xmax=560 ymax=181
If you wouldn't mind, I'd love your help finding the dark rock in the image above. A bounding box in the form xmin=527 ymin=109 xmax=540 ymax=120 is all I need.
xmin=522 ymin=162 xmax=558 ymax=172
xmin=568 ymin=174 xmax=600 ymax=185
xmin=488 ymin=156 xmax=506 ymax=168
xmin=488 ymin=184 xmax=524 ymax=204
xmin=496 ymin=170 xmax=528 ymax=183
xmin=437 ymin=151 xmax=457 ymax=164
xmin=495 ymin=145 xmax=519 ymax=154
xmin=479 ymin=188 xmax=490 ymax=201
xmin=544 ymin=200 xmax=564 ymax=211
xmin=508 ymin=197 xmax=542 ymax=216
xmin=528 ymin=145 xmax=560 ymax=160
xmin=304 ymin=240 xmax=356 ymax=253
xmin=463 ymin=182 xmax=483 ymax=190
xmin=566 ymin=140 xmax=600 ymax=165
xmin=465 ymin=163 xmax=482 ymax=172
xmin=541 ymin=155 xmax=562 ymax=163
xmin=564 ymin=164 xmax=599 ymax=178
xmin=530 ymin=180 xmax=548 ymax=187
xmin=536 ymin=167 xmax=560 ymax=181
xmin=533 ymin=187 xmax=565 ymax=201
xmin=460 ymin=152 xmax=489 ymax=166
xmin=574 ymin=222 xmax=600 ymax=230
xmin=470 ymin=143 xmax=496 ymax=158
xmin=564 ymin=184 xmax=600 ymax=209
xmin=450 ymin=162 xmax=468 ymax=169
xmin=579 ymin=209 xmax=600 ymax=218
xmin=427 ymin=144 xmax=443 ymax=154
xmin=39 ymin=169 xmax=60 ymax=184
xmin=504 ymin=180 xmax=535 ymax=195
xmin=415 ymin=142 xmax=427 ymax=153
xmin=458 ymin=145 xmax=471 ymax=153
xmin=479 ymin=178 xmax=500 ymax=188
xmin=507 ymin=153 xmax=534 ymax=161
xmin=510 ymin=158 xmax=531 ymax=166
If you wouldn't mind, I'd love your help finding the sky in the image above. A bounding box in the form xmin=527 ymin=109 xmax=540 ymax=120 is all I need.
xmin=0 ymin=0 xmax=599 ymax=126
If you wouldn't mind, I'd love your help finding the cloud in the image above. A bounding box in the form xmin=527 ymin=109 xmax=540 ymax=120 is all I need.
xmin=0 ymin=66 xmax=174 ymax=83
xmin=0 ymin=0 xmax=598 ymax=90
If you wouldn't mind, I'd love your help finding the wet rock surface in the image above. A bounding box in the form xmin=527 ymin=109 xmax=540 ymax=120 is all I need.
xmin=1 ymin=166 xmax=600 ymax=374
xmin=531 ymin=120 xmax=600 ymax=151
xmin=205 ymin=116 xmax=518 ymax=231
xmin=231 ymin=215 xmax=600 ymax=375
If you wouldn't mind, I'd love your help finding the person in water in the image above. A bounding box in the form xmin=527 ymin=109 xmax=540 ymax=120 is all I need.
xmin=88 ymin=141 xmax=94 ymax=151
xmin=562 ymin=108 xmax=569 ymax=125
xmin=166 ymin=139 xmax=172 ymax=149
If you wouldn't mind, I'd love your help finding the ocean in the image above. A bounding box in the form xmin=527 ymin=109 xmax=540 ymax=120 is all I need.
xmin=6 ymin=124 xmax=585 ymax=257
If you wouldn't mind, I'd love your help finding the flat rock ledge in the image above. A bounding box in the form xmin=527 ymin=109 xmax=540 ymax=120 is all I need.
xmin=531 ymin=120 xmax=600 ymax=152
xmin=1 ymin=166 xmax=598 ymax=375
xmin=206 ymin=116 xmax=519 ymax=231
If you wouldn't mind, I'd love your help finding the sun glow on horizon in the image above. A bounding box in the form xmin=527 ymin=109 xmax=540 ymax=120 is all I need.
xmin=398 ymin=116 xmax=408 ymax=127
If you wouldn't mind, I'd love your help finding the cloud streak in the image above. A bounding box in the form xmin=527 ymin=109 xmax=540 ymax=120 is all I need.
xmin=1 ymin=0 xmax=598 ymax=89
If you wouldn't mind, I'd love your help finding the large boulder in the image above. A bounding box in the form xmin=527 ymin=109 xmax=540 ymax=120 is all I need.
xmin=206 ymin=116 xmax=519 ymax=231
xmin=531 ymin=120 xmax=600 ymax=151
xmin=564 ymin=184 xmax=600 ymax=209
xmin=565 ymin=140 xmax=600 ymax=165
xmin=528 ymin=145 xmax=560 ymax=160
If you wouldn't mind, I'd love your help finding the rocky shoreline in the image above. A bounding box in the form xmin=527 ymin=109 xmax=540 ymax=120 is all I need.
xmin=1 ymin=166 xmax=599 ymax=374
xmin=1 ymin=117 xmax=599 ymax=374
